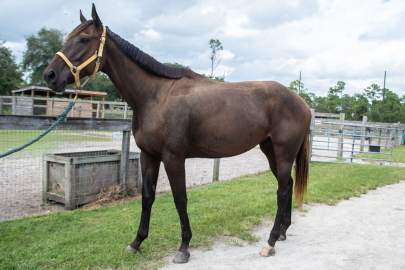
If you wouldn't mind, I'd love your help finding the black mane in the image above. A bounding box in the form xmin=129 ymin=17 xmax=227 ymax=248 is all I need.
xmin=106 ymin=27 xmax=199 ymax=79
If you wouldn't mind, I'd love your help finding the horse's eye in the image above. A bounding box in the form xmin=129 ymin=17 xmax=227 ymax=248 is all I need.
xmin=79 ymin=37 xmax=89 ymax=43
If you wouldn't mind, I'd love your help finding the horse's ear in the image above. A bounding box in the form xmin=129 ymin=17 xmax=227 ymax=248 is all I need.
xmin=79 ymin=9 xmax=87 ymax=23
xmin=91 ymin=3 xmax=102 ymax=27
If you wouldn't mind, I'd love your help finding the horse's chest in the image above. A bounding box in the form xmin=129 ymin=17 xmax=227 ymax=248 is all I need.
xmin=133 ymin=126 xmax=164 ymax=154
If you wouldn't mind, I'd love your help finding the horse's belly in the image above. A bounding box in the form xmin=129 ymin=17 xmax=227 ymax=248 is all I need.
xmin=189 ymin=125 xmax=268 ymax=158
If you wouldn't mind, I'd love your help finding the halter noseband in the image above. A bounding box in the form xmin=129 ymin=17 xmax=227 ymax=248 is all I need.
xmin=56 ymin=26 xmax=107 ymax=89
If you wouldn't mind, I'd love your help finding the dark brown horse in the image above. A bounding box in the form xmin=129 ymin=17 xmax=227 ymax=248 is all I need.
xmin=44 ymin=5 xmax=311 ymax=264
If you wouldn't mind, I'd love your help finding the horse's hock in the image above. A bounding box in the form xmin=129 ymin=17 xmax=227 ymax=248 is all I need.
xmin=43 ymin=149 xmax=141 ymax=210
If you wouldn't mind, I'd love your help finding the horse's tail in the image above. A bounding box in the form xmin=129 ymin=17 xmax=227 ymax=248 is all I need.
xmin=294 ymin=131 xmax=309 ymax=207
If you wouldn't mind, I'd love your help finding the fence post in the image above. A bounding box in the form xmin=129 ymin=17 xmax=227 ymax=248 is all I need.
xmin=385 ymin=126 xmax=391 ymax=149
xmin=395 ymin=123 xmax=400 ymax=146
xmin=96 ymin=101 xmax=101 ymax=119
xmin=360 ymin=115 xmax=367 ymax=152
xmin=124 ymin=103 xmax=128 ymax=119
xmin=120 ymin=129 xmax=131 ymax=194
xmin=42 ymin=155 xmax=48 ymax=204
xmin=64 ymin=158 xmax=76 ymax=210
xmin=308 ymin=109 xmax=315 ymax=161
xmin=11 ymin=96 xmax=16 ymax=115
xmin=337 ymin=113 xmax=345 ymax=159
xmin=212 ymin=158 xmax=220 ymax=182
xmin=350 ymin=126 xmax=356 ymax=163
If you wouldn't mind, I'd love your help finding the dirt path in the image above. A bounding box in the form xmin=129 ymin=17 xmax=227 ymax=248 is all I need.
xmin=163 ymin=182 xmax=405 ymax=270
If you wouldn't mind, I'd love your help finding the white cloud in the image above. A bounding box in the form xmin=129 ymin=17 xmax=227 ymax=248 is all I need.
xmin=3 ymin=41 xmax=26 ymax=62
xmin=220 ymin=49 xmax=235 ymax=61
xmin=1 ymin=0 xmax=405 ymax=96
xmin=140 ymin=28 xmax=161 ymax=40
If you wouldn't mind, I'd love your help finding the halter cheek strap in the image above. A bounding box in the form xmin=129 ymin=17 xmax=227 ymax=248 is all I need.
xmin=56 ymin=26 xmax=107 ymax=89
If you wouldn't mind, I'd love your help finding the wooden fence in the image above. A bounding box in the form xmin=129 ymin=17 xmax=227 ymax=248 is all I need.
xmin=0 ymin=115 xmax=135 ymax=191
xmin=0 ymin=96 xmax=133 ymax=119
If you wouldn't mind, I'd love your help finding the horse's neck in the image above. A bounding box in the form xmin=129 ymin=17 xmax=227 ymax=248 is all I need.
xmin=102 ymin=40 xmax=169 ymax=111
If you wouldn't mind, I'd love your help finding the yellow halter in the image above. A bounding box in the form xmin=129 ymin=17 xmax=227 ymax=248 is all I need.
xmin=56 ymin=26 xmax=107 ymax=90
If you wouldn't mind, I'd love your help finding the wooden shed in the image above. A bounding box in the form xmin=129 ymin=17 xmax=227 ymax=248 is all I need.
xmin=11 ymin=86 xmax=107 ymax=118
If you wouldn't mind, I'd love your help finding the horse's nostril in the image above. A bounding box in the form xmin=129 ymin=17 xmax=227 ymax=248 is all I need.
xmin=48 ymin=70 xmax=56 ymax=81
xmin=44 ymin=69 xmax=56 ymax=83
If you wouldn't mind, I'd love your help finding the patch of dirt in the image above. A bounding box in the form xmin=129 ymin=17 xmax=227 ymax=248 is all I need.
xmin=162 ymin=182 xmax=405 ymax=270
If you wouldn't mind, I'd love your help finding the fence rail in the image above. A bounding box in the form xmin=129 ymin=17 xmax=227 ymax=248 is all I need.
xmin=309 ymin=111 xmax=404 ymax=163
xmin=0 ymin=95 xmax=133 ymax=119
xmin=0 ymin=115 xmax=134 ymax=221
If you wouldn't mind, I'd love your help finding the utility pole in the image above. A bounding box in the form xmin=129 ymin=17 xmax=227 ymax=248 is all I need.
xmin=298 ymin=71 xmax=302 ymax=95
xmin=383 ymin=70 xmax=387 ymax=101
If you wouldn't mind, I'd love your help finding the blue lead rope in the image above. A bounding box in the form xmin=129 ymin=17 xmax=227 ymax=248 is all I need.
xmin=0 ymin=100 xmax=76 ymax=159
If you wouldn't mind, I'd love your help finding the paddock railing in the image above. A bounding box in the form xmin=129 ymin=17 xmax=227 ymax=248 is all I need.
xmin=0 ymin=115 xmax=134 ymax=221
xmin=0 ymin=95 xmax=133 ymax=119
xmin=309 ymin=111 xmax=404 ymax=164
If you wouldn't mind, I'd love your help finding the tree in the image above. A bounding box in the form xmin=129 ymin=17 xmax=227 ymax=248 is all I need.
xmin=22 ymin=28 xmax=63 ymax=85
xmin=328 ymin=81 xmax=345 ymax=96
xmin=314 ymin=96 xmax=329 ymax=112
xmin=323 ymin=81 xmax=346 ymax=113
xmin=289 ymin=80 xmax=305 ymax=93
xmin=209 ymin=39 xmax=223 ymax=78
xmin=84 ymin=73 xmax=121 ymax=101
xmin=289 ymin=80 xmax=315 ymax=107
xmin=0 ymin=42 xmax=22 ymax=95
xmin=368 ymin=89 xmax=401 ymax=122
xmin=351 ymin=94 xmax=369 ymax=120
xmin=364 ymin=83 xmax=383 ymax=102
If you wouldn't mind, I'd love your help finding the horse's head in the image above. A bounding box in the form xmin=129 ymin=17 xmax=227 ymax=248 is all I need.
xmin=44 ymin=4 xmax=106 ymax=92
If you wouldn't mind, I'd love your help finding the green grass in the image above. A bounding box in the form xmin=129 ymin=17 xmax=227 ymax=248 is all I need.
xmin=356 ymin=145 xmax=405 ymax=163
xmin=0 ymin=130 xmax=112 ymax=157
xmin=1 ymin=162 xmax=405 ymax=270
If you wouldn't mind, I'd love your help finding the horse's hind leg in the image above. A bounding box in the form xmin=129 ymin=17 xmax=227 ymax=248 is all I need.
xmin=260 ymin=139 xmax=299 ymax=256
xmin=259 ymin=138 xmax=277 ymax=177
xmin=259 ymin=138 xmax=292 ymax=241
xmin=278 ymin=174 xmax=293 ymax=241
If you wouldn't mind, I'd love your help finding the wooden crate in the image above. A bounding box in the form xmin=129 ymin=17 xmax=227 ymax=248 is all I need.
xmin=43 ymin=150 xmax=140 ymax=209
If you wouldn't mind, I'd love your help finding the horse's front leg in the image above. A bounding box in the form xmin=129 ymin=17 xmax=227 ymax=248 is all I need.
xmin=163 ymin=152 xmax=192 ymax=264
xmin=128 ymin=150 xmax=160 ymax=252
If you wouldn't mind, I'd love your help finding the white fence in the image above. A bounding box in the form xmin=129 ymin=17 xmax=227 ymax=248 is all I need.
xmin=309 ymin=111 xmax=404 ymax=164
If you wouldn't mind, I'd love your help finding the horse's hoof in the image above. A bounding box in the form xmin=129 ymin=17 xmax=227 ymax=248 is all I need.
xmin=127 ymin=245 xmax=139 ymax=254
xmin=259 ymin=244 xmax=275 ymax=257
xmin=278 ymin=234 xmax=286 ymax=241
xmin=173 ymin=250 xmax=190 ymax=264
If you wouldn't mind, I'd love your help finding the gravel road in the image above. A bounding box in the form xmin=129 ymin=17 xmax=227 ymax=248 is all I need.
xmin=163 ymin=182 xmax=405 ymax=270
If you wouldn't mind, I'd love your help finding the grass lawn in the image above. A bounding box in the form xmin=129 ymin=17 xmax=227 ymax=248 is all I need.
xmin=356 ymin=145 xmax=405 ymax=163
xmin=1 ymin=162 xmax=405 ymax=270
xmin=0 ymin=130 xmax=112 ymax=157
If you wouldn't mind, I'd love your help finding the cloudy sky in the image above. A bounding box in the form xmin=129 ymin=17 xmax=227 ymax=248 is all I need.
xmin=1 ymin=0 xmax=404 ymax=96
